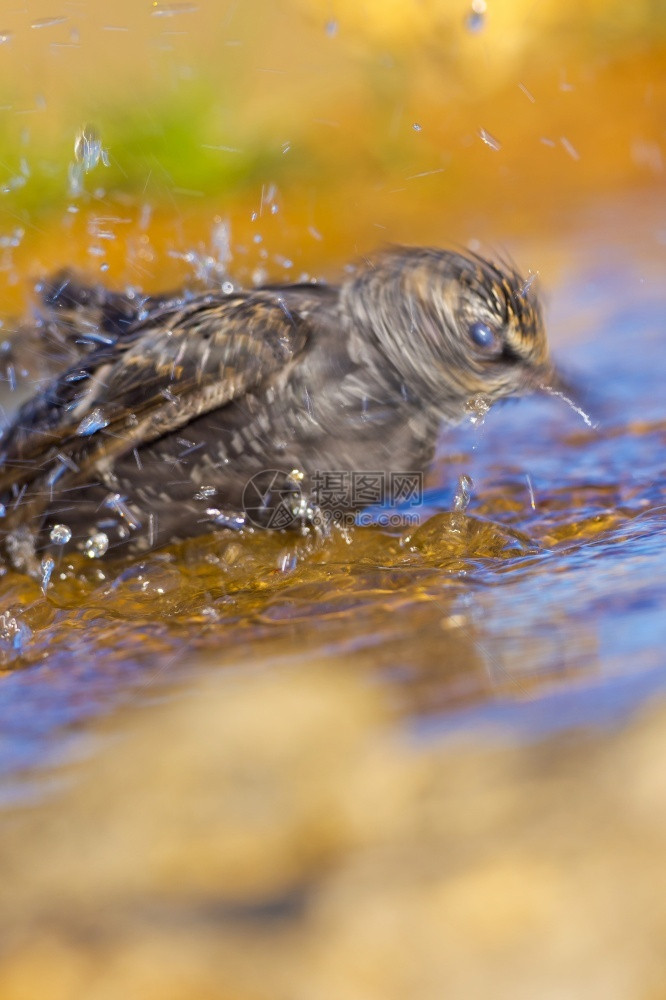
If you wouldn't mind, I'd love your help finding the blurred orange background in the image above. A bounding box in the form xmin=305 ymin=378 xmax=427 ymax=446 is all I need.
xmin=0 ymin=0 xmax=662 ymax=306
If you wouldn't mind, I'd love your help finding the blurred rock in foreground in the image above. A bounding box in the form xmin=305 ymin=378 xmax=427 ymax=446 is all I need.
xmin=1 ymin=660 xmax=666 ymax=1000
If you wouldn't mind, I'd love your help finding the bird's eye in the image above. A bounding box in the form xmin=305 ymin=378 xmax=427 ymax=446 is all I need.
xmin=468 ymin=321 xmax=499 ymax=351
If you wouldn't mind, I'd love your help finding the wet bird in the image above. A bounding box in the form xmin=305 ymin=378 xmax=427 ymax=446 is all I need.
xmin=0 ymin=246 xmax=556 ymax=573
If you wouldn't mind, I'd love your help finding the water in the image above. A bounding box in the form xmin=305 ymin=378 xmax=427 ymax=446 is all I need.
xmin=478 ymin=128 xmax=502 ymax=151
xmin=49 ymin=524 xmax=72 ymax=546
xmin=0 ymin=202 xmax=664 ymax=797
xmin=83 ymin=531 xmax=110 ymax=559
xmin=0 ymin=5 xmax=664 ymax=990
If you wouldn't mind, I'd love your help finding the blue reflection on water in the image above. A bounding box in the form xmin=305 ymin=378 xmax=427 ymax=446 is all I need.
xmin=415 ymin=250 xmax=666 ymax=740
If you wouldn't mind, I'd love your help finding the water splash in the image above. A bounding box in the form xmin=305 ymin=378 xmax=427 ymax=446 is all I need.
xmin=465 ymin=393 xmax=491 ymax=428
xmin=31 ymin=16 xmax=67 ymax=29
xmin=40 ymin=555 xmax=55 ymax=594
xmin=77 ymin=407 xmax=109 ymax=437
xmin=452 ymin=474 xmax=474 ymax=513
xmin=151 ymin=2 xmax=198 ymax=15
xmin=69 ymin=124 xmax=109 ymax=198
xmin=169 ymin=218 xmax=232 ymax=285
xmin=520 ymin=271 xmax=539 ymax=297
xmin=478 ymin=128 xmax=501 ymax=151
xmin=74 ymin=125 xmax=109 ymax=172
xmin=104 ymin=494 xmax=141 ymax=531
xmin=542 ymin=385 xmax=597 ymax=429
xmin=0 ymin=610 xmax=31 ymax=654
xmin=525 ymin=474 xmax=536 ymax=510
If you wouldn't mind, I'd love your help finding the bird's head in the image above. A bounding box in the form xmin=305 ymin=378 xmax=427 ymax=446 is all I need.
xmin=344 ymin=246 xmax=556 ymax=423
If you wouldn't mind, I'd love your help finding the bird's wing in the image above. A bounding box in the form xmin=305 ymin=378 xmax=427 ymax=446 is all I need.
xmin=0 ymin=291 xmax=313 ymax=496
xmin=33 ymin=269 xmax=204 ymax=372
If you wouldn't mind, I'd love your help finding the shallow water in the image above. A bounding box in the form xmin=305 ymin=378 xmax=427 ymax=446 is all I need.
xmin=1 ymin=5 xmax=665 ymax=995
xmin=0 ymin=192 xmax=665 ymax=799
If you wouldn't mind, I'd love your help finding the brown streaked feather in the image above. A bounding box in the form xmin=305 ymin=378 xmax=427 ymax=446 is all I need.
xmin=0 ymin=293 xmax=311 ymax=499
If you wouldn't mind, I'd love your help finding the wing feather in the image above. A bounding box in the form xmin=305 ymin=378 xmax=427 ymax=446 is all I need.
xmin=0 ymin=292 xmax=311 ymax=498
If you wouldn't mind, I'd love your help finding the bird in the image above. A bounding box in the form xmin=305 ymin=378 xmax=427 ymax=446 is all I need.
xmin=0 ymin=245 xmax=556 ymax=575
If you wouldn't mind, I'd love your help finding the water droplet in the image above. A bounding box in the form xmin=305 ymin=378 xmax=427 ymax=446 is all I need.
xmin=525 ymin=474 xmax=536 ymax=510
xmin=478 ymin=128 xmax=502 ymax=151
xmin=0 ymin=226 xmax=25 ymax=250
xmin=518 ymin=82 xmax=536 ymax=103
xmin=151 ymin=1 xmax=197 ymax=14
xmin=465 ymin=0 xmax=486 ymax=31
xmin=74 ymin=124 xmax=109 ymax=172
xmin=77 ymin=407 xmax=109 ymax=436
xmin=542 ymin=386 xmax=596 ymax=428
xmin=0 ymin=610 xmax=31 ymax=652
xmin=207 ymin=509 xmax=245 ymax=529
xmin=412 ymin=122 xmax=422 ymax=132
xmin=45 ymin=460 xmax=68 ymax=487
xmin=560 ymin=136 xmax=580 ymax=161
xmin=211 ymin=217 xmax=231 ymax=270
xmin=452 ymin=474 xmax=473 ymax=513
xmin=277 ymin=550 xmax=298 ymax=573
xmin=0 ymin=31 xmax=13 ymax=44
xmin=194 ymin=485 xmax=216 ymax=499
xmin=68 ymin=162 xmax=83 ymax=198
xmin=104 ymin=494 xmax=141 ymax=530
xmin=199 ymin=606 xmax=220 ymax=620
xmin=84 ymin=532 xmax=109 ymax=559
xmin=520 ymin=271 xmax=538 ymax=296
xmin=49 ymin=523 xmax=72 ymax=545
xmin=31 ymin=16 xmax=68 ymax=29
xmin=40 ymin=555 xmax=55 ymax=593
xmin=465 ymin=393 xmax=491 ymax=427
xmin=325 ymin=19 xmax=338 ymax=37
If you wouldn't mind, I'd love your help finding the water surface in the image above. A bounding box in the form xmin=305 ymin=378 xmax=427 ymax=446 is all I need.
xmin=0 ymin=193 xmax=664 ymax=797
